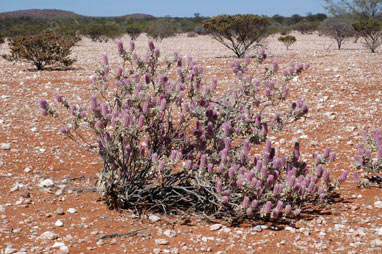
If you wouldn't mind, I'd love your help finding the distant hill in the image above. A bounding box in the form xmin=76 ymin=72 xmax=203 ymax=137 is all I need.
xmin=0 ymin=9 xmax=79 ymax=19
xmin=0 ymin=9 xmax=154 ymax=19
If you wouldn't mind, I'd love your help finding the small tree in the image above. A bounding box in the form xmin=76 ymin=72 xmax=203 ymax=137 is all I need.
xmin=278 ymin=35 xmax=297 ymax=50
xmin=353 ymin=18 xmax=382 ymax=52
xmin=146 ymin=20 xmax=178 ymax=41
xmin=203 ymin=14 xmax=270 ymax=58
xmin=3 ymin=31 xmax=77 ymax=70
xmin=320 ymin=15 xmax=355 ymax=49
xmin=126 ymin=24 xmax=143 ymax=41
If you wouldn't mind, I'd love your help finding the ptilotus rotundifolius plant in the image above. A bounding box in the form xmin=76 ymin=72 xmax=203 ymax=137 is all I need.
xmin=39 ymin=39 xmax=346 ymax=223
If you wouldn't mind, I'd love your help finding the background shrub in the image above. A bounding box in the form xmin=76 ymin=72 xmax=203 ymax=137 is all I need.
xmin=145 ymin=20 xmax=178 ymax=41
xmin=39 ymin=40 xmax=346 ymax=223
xmin=319 ymin=15 xmax=355 ymax=49
xmin=278 ymin=35 xmax=297 ymax=50
xmin=126 ymin=23 xmax=144 ymax=41
xmin=203 ymin=14 xmax=270 ymax=58
xmin=353 ymin=17 xmax=382 ymax=52
xmin=3 ymin=31 xmax=77 ymax=70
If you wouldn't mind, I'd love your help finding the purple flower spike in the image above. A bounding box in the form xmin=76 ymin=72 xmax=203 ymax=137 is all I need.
xmin=295 ymin=208 xmax=301 ymax=216
xmin=329 ymin=152 xmax=336 ymax=162
xmin=148 ymin=40 xmax=155 ymax=50
xmin=228 ymin=167 xmax=235 ymax=178
xmin=316 ymin=165 xmax=323 ymax=178
xmin=323 ymin=170 xmax=330 ymax=182
xmin=251 ymin=200 xmax=258 ymax=208
xmin=145 ymin=73 xmax=150 ymax=84
xmin=285 ymin=204 xmax=291 ymax=214
xmin=152 ymin=153 xmax=158 ymax=162
xmin=293 ymin=142 xmax=300 ymax=160
xmin=267 ymin=175 xmax=274 ymax=185
xmin=272 ymin=208 xmax=280 ymax=219
xmin=55 ymin=94 xmax=62 ymax=103
xmin=41 ymin=109 xmax=48 ymax=116
xmin=353 ymin=171 xmax=359 ymax=182
xmin=129 ymin=40 xmax=134 ymax=51
xmin=324 ymin=147 xmax=330 ymax=159
xmin=39 ymin=99 xmax=48 ymax=110
xmin=222 ymin=196 xmax=229 ymax=203
xmin=102 ymin=54 xmax=109 ymax=66
xmin=224 ymin=137 xmax=231 ymax=150
xmin=200 ymin=154 xmax=206 ymax=168
xmin=153 ymin=48 xmax=160 ymax=58
xmin=158 ymin=160 xmax=164 ymax=171
xmin=208 ymin=164 xmax=213 ymax=173
xmin=264 ymin=201 xmax=272 ymax=214
xmin=117 ymin=40 xmax=124 ymax=55
xmin=246 ymin=208 xmax=253 ymax=216
xmin=273 ymin=60 xmax=279 ymax=72
xmin=243 ymin=196 xmax=250 ymax=209
xmin=138 ymin=115 xmax=145 ymax=128
xmin=216 ymin=181 xmax=223 ymax=193
xmin=160 ymin=98 xmax=167 ymax=111
xmin=60 ymin=126 xmax=69 ymax=134
xmin=338 ymin=171 xmax=348 ymax=183
xmin=185 ymin=160 xmax=192 ymax=170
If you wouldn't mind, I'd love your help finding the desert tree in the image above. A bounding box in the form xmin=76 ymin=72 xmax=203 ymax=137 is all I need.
xmin=353 ymin=17 xmax=382 ymax=52
xmin=278 ymin=35 xmax=297 ymax=50
xmin=324 ymin=0 xmax=382 ymax=17
xmin=320 ymin=15 xmax=355 ymax=49
xmin=203 ymin=14 xmax=270 ymax=58
xmin=126 ymin=24 xmax=144 ymax=41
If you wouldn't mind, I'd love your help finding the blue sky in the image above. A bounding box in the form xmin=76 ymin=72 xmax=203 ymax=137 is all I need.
xmin=0 ymin=0 xmax=327 ymax=17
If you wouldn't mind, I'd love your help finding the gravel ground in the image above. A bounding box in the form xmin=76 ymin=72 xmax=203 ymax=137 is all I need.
xmin=0 ymin=32 xmax=382 ymax=253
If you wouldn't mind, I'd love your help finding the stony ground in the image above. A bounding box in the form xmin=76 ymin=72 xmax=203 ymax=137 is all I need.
xmin=1 ymin=32 xmax=382 ymax=254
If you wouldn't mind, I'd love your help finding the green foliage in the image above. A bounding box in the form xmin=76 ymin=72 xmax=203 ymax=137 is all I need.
xmin=293 ymin=21 xmax=319 ymax=34
xmin=278 ymin=35 xmax=297 ymax=50
xmin=324 ymin=0 xmax=382 ymax=18
xmin=3 ymin=31 xmax=77 ymax=70
xmin=125 ymin=24 xmax=144 ymax=40
xmin=84 ymin=22 xmax=124 ymax=42
xmin=203 ymin=14 xmax=271 ymax=58
xmin=353 ymin=17 xmax=382 ymax=52
xmin=146 ymin=20 xmax=179 ymax=41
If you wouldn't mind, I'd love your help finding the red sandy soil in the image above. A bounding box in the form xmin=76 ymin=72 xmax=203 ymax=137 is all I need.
xmin=1 ymin=33 xmax=382 ymax=253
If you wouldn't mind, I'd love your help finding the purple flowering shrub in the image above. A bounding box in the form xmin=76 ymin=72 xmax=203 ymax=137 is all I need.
xmin=354 ymin=127 xmax=382 ymax=187
xmin=39 ymin=40 xmax=345 ymax=222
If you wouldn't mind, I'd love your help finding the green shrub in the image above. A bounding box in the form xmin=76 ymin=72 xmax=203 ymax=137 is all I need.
xmin=3 ymin=31 xmax=77 ymax=70
xmin=203 ymin=14 xmax=270 ymax=58
xmin=187 ymin=31 xmax=198 ymax=37
xmin=293 ymin=21 xmax=319 ymax=34
xmin=353 ymin=18 xmax=382 ymax=53
xmin=146 ymin=20 xmax=178 ymax=41
xmin=85 ymin=22 xmax=124 ymax=43
xmin=126 ymin=24 xmax=144 ymax=41
xmin=278 ymin=35 xmax=297 ymax=50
